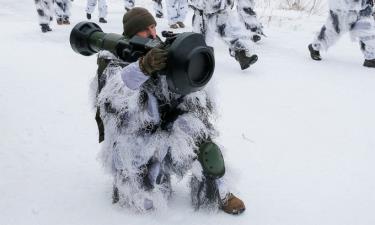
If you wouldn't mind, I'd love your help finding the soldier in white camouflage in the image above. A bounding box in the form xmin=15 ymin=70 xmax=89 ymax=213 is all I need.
xmin=94 ymin=7 xmax=246 ymax=214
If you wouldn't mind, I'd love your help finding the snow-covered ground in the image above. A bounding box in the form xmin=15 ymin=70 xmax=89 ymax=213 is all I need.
xmin=1 ymin=1 xmax=375 ymax=225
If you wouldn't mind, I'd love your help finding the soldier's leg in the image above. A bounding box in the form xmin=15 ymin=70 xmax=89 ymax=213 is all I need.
xmin=189 ymin=166 xmax=245 ymax=214
xmin=166 ymin=0 xmax=179 ymax=27
xmin=35 ymin=0 xmax=54 ymax=32
xmin=351 ymin=14 xmax=375 ymax=67
xmin=124 ymin=0 xmax=135 ymax=11
xmin=113 ymin=158 xmax=171 ymax=211
xmin=60 ymin=0 xmax=72 ymax=24
xmin=236 ymin=0 xmax=264 ymax=42
xmin=153 ymin=0 xmax=164 ymax=18
xmin=98 ymin=0 xmax=108 ymax=22
xmin=54 ymin=0 xmax=70 ymax=25
xmin=86 ymin=0 xmax=97 ymax=19
xmin=166 ymin=0 xmax=187 ymax=27
xmin=192 ymin=10 xmax=216 ymax=45
xmin=176 ymin=0 xmax=188 ymax=28
xmin=310 ymin=10 xmax=345 ymax=55
xmin=215 ymin=10 xmax=258 ymax=70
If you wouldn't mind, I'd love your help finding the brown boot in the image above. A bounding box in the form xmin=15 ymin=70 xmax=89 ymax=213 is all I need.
xmin=56 ymin=18 xmax=63 ymax=25
xmin=170 ymin=23 xmax=179 ymax=29
xmin=220 ymin=193 xmax=246 ymax=215
xmin=63 ymin=17 xmax=70 ymax=25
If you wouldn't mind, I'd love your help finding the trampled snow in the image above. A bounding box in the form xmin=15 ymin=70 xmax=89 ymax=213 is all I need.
xmin=1 ymin=1 xmax=375 ymax=225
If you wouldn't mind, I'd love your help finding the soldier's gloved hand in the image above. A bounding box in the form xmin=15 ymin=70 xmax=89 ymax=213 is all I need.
xmin=140 ymin=48 xmax=167 ymax=75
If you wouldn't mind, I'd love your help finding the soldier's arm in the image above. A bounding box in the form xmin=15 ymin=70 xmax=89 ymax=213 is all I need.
xmin=120 ymin=60 xmax=151 ymax=90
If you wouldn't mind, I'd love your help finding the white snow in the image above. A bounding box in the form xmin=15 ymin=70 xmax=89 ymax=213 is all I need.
xmin=1 ymin=0 xmax=375 ymax=225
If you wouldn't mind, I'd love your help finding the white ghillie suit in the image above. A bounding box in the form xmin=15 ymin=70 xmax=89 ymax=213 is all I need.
xmin=311 ymin=0 xmax=375 ymax=60
xmin=92 ymin=51 xmax=230 ymax=212
xmin=236 ymin=0 xmax=264 ymax=36
xmin=34 ymin=0 xmax=54 ymax=25
xmin=165 ymin=0 xmax=188 ymax=25
xmin=86 ymin=0 xmax=108 ymax=19
xmin=189 ymin=0 xmax=255 ymax=56
xmin=54 ymin=0 xmax=72 ymax=21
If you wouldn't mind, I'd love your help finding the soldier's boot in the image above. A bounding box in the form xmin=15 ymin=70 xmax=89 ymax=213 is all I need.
xmin=99 ymin=17 xmax=107 ymax=23
xmin=63 ymin=17 xmax=70 ymax=25
xmin=155 ymin=12 xmax=163 ymax=18
xmin=234 ymin=50 xmax=258 ymax=70
xmin=56 ymin=17 xmax=63 ymax=25
xmin=86 ymin=13 xmax=91 ymax=20
xmin=363 ymin=59 xmax=375 ymax=68
xmin=252 ymin=34 xmax=261 ymax=43
xmin=40 ymin=24 xmax=52 ymax=33
xmin=220 ymin=193 xmax=246 ymax=215
xmin=308 ymin=44 xmax=322 ymax=61
xmin=170 ymin=23 xmax=179 ymax=29
xmin=177 ymin=21 xmax=185 ymax=28
xmin=112 ymin=185 xmax=119 ymax=204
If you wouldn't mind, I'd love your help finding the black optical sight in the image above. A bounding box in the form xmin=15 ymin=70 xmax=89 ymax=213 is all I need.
xmin=70 ymin=22 xmax=215 ymax=95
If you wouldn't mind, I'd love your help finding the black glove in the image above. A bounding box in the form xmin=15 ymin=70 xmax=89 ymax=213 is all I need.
xmin=140 ymin=48 xmax=167 ymax=75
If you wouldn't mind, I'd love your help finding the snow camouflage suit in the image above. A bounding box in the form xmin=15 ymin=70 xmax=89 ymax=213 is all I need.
xmin=189 ymin=0 xmax=259 ymax=56
xmin=92 ymin=51 xmax=231 ymax=212
xmin=34 ymin=0 xmax=71 ymax=25
xmin=311 ymin=0 xmax=375 ymax=60
xmin=86 ymin=0 xmax=107 ymax=19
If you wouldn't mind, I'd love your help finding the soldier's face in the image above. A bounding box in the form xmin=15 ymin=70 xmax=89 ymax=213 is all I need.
xmin=136 ymin=24 xmax=157 ymax=39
